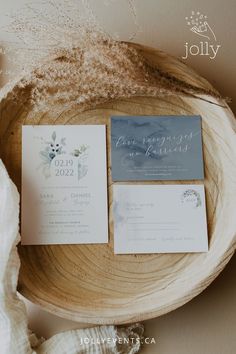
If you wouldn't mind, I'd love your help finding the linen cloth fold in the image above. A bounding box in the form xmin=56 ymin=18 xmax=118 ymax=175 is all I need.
xmin=0 ymin=159 xmax=143 ymax=354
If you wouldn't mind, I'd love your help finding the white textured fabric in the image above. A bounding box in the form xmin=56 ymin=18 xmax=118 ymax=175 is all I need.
xmin=0 ymin=159 xmax=143 ymax=354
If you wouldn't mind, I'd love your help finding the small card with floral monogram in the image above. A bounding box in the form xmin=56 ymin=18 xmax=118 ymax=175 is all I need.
xmin=113 ymin=184 xmax=208 ymax=254
xmin=21 ymin=125 xmax=108 ymax=245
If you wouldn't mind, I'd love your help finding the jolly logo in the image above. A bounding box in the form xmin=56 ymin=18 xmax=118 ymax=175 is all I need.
xmin=182 ymin=10 xmax=221 ymax=60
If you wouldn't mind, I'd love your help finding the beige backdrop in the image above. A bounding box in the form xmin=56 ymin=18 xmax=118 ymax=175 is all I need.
xmin=0 ymin=0 xmax=235 ymax=353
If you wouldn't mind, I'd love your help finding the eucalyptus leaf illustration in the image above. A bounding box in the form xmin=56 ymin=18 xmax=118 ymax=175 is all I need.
xmin=61 ymin=137 xmax=66 ymax=146
xmin=52 ymin=131 xmax=56 ymax=141
xmin=38 ymin=132 xmax=89 ymax=181
xmin=72 ymin=145 xmax=89 ymax=181
xmin=78 ymin=162 xmax=88 ymax=180
xmin=38 ymin=131 xmax=67 ymax=178
xmin=40 ymin=150 xmax=51 ymax=163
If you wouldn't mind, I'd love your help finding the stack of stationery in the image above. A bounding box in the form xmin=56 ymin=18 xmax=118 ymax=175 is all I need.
xmin=21 ymin=116 xmax=208 ymax=254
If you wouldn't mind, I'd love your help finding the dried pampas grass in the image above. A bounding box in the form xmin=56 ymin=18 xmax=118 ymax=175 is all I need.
xmin=14 ymin=33 xmax=226 ymax=116
xmin=2 ymin=0 xmax=227 ymax=116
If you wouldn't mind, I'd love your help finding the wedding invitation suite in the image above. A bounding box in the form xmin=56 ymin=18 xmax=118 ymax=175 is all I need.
xmin=21 ymin=125 xmax=108 ymax=245
xmin=111 ymin=116 xmax=204 ymax=181
xmin=113 ymin=185 xmax=208 ymax=254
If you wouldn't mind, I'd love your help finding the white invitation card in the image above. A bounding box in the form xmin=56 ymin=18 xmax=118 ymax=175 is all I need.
xmin=113 ymin=185 xmax=208 ymax=254
xmin=21 ymin=125 xmax=108 ymax=245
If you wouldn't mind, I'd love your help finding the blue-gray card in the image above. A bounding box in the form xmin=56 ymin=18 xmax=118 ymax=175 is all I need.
xmin=111 ymin=116 xmax=204 ymax=181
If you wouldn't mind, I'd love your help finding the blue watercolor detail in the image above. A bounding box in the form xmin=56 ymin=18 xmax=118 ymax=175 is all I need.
xmin=111 ymin=115 xmax=204 ymax=181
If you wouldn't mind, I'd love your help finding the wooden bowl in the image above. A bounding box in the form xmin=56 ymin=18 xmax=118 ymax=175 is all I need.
xmin=0 ymin=45 xmax=235 ymax=324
